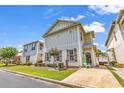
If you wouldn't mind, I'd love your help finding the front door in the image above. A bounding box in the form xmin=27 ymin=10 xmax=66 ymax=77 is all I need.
xmin=85 ymin=52 xmax=92 ymax=65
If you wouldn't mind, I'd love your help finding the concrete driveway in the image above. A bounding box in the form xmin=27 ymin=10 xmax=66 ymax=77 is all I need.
xmin=0 ymin=70 xmax=67 ymax=88
xmin=62 ymin=66 xmax=121 ymax=88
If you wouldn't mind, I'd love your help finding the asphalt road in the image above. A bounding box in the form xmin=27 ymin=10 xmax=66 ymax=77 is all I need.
xmin=0 ymin=70 xmax=67 ymax=88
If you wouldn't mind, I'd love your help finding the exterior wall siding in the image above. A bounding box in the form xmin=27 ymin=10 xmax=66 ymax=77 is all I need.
xmin=22 ymin=41 xmax=44 ymax=64
xmin=44 ymin=27 xmax=81 ymax=66
xmin=107 ymin=24 xmax=124 ymax=64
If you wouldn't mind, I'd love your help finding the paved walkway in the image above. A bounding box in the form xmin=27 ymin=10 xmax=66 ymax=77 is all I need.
xmin=0 ymin=70 xmax=67 ymax=88
xmin=62 ymin=66 xmax=121 ymax=88
xmin=115 ymin=68 xmax=124 ymax=80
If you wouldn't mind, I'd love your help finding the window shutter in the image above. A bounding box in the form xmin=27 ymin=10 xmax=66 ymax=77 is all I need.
xmin=74 ymin=48 xmax=77 ymax=62
xmin=67 ymin=49 xmax=70 ymax=61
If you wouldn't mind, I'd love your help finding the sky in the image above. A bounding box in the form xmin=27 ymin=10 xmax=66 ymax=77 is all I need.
xmin=0 ymin=5 xmax=124 ymax=52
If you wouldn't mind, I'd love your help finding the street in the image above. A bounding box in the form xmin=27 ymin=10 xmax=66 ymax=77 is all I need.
xmin=0 ymin=70 xmax=67 ymax=88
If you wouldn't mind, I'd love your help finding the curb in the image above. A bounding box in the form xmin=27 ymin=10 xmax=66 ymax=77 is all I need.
xmin=0 ymin=68 xmax=83 ymax=88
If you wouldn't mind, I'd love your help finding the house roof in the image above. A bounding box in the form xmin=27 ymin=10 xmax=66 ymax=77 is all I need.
xmin=105 ymin=9 xmax=124 ymax=46
xmin=23 ymin=40 xmax=44 ymax=46
xmin=116 ymin=9 xmax=124 ymax=23
xmin=42 ymin=19 xmax=95 ymax=38
xmin=105 ymin=21 xmax=115 ymax=46
xmin=83 ymin=43 xmax=97 ymax=52
xmin=42 ymin=19 xmax=80 ymax=37
xmin=85 ymin=31 xmax=95 ymax=38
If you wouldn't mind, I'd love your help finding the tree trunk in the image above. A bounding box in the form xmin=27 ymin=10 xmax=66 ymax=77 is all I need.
xmin=53 ymin=56 xmax=57 ymax=70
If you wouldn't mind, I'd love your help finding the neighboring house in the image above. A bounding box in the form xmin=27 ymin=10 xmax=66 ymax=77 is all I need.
xmin=43 ymin=19 xmax=97 ymax=67
xmin=22 ymin=40 xmax=44 ymax=64
xmin=14 ymin=52 xmax=23 ymax=62
xmin=105 ymin=9 xmax=124 ymax=64
xmin=96 ymin=52 xmax=109 ymax=65
xmin=97 ymin=53 xmax=109 ymax=62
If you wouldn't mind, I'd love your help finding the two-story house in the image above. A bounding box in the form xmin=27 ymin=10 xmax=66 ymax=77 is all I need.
xmin=22 ymin=40 xmax=44 ymax=64
xmin=43 ymin=20 xmax=97 ymax=67
xmin=105 ymin=9 xmax=124 ymax=65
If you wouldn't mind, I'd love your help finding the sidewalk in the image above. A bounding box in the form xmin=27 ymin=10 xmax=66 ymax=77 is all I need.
xmin=62 ymin=66 xmax=121 ymax=88
xmin=115 ymin=68 xmax=124 ymax=80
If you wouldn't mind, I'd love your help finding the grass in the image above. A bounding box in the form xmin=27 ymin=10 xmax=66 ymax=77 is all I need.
xmin=3 ymin=65 xmax=76 ymax=80
xmin=107 ymin=66 xmax=124 ymax=87
xmin=0 ymin=62 xmax=5 ymax=67
xmin=0 ymin=62 xmax=16 ymax=67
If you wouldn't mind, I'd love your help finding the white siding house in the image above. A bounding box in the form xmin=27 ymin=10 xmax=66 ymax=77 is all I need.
xmin=43 ymin=20 xmax=97 ymax=67
xmin=105 ymin=9 xmax=124 ymax=64
xmin=22 ymin=40 xmax=44 ymax=64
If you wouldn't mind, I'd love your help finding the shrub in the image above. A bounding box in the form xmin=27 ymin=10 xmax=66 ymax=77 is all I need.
xmin=34 ymin=63 xmax=45 ymax=67
xmin=14 ymin=62 xmax=21 ymax=65
xmin=109 ymin=61 xmax=117 ymax=66
xmin=58 ymin=62 xmax=64 ymax=70
xmin=58 ymin=62 xmax=64 ymax=68
xmin=47 ymin=63 xmax=57 ymax=67
xmin=21 ymin=63 xmax=26 ymax=65
xmin=34 ymin=63 xmax=38 ymax=67
xmin=37 ymin=60 xmax=43 ymax=63
xmin=25 ymin=62 xmax=32 ymax=66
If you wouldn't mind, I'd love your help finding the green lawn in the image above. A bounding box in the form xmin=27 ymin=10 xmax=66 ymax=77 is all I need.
xmin=3 ymin=65 xmax=76 ymax=80
xmin=107 ymin=66 xmax=124 ymax=87
xmin=0 ymin=62 xmax=5 ymax=67
xmin=0 ymin=62 xmax=16 ymax=67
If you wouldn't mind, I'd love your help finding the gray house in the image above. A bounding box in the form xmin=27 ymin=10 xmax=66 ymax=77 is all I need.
xmin=22 ymin=40 xmax=44 ymax=64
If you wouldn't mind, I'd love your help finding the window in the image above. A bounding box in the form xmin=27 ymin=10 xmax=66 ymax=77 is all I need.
xmin=24 ymin=46 xmax=28 ymax=52
xmin=69 ymin=50 xmax=74 ymax=61
xmin=45 ymin=53 xmax=49 ymax=61
xmin=39 ymin=44 xmax=43 ymax=50
xmin=26 ymin=56 xmax=30 ymax=61
xmin=32 ymin=43 xmax=36 ymax=50
xmin=56 ymin=51 xmax=62 ymax=61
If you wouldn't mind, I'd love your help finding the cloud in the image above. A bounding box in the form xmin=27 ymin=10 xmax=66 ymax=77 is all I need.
xmin=44 ymin=6 xmax=62 ymax=19
xmin=84 ymin=21 xmax=105 ymax=33
xmin=18 ymin=45 xmax=23 ymax=48
xmin=59 ymin=15 xmax=85 ymax=21
xmin=88 ymin=5 xmax=124 ymax=15
xmin=86 ymin=11 xmax=95 ymax=17
xmin=94 ymin=42 xmax=99 ymax=46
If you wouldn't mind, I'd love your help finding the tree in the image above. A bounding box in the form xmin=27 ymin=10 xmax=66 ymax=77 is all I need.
xmin=49 ymin=48 xmax=60 ymax=63
xmin=49 ymin=48 xmax=60 ymax=69
xmin=0 ymin=47 xmax=18 ymax=66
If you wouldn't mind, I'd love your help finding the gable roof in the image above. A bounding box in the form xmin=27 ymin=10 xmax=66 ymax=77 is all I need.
xmin=105 ymin=21 xmax=115 ymax=46
xmin=42 ymin=19 xmax=80 ymax=37
xmin=23 ymin=40 xmax=44 ymax=46
xmin=105 ymin=9 xmax=124 ymax=46
xmin=42 ymin=19 xmax=95 ymax=41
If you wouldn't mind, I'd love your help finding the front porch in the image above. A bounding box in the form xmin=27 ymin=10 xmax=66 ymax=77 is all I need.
xmin=82 ymin=44 xmax=97 ymax=67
